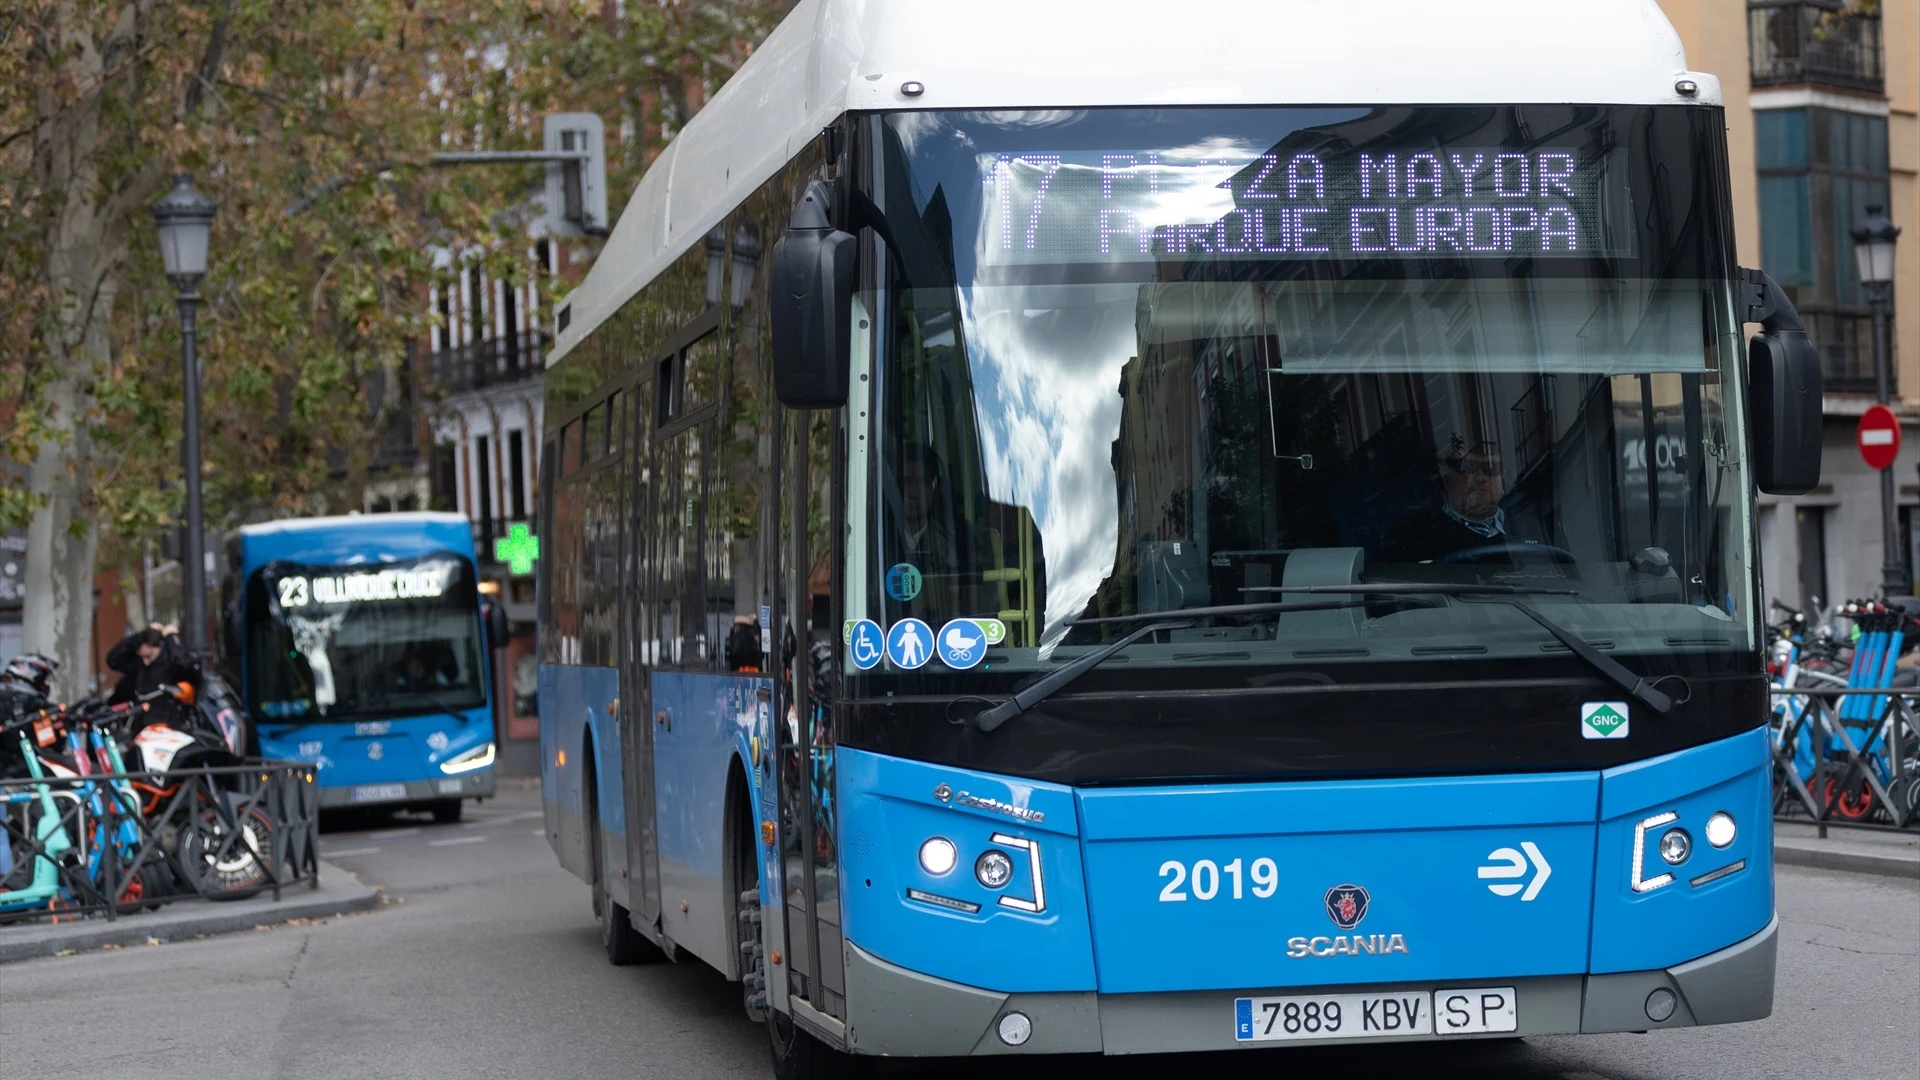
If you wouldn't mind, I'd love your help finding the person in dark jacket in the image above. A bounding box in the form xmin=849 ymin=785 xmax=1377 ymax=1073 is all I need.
xmin=106 ymin=624 xmax=201 ymax=706
xmin=1377 ymin=437 xmax=1538 ymax=564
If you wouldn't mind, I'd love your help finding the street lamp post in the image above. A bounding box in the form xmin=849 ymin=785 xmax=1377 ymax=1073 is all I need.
xmin=151 ymin=176 xmax=217 ymax=651
xmin=1853 ymin=205 xmax=1903 ymax=596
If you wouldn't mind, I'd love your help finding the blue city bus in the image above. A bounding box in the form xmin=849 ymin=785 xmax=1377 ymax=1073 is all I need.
xmin=538 ymin=1 xmax=1824 ymax=1074
xmin=222 ymin=512 xmax=500 ymax=821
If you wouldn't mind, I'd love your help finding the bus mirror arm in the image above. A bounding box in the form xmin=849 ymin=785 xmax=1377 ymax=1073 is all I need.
xmin=1739 ymin=267 xmax=1822 ymax=497
xmin=771 ymin=181 xmax=857 ymax=409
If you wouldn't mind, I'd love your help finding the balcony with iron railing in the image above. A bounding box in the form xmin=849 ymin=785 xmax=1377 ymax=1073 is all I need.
xmin=1749 ymin=1 xmax=1885 ymax=93
xmin=426 ymin=329 xmax=550 ymax=395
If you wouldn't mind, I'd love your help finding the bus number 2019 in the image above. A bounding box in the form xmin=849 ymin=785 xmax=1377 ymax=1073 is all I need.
xmin=1158 ymin=857 xmax=1279 ymax=901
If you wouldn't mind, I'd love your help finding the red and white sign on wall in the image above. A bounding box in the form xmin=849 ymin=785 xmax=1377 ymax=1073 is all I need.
xmin=1858 ymin=404 xmax=1902 ymax=471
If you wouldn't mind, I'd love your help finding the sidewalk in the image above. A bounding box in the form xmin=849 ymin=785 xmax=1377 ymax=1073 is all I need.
xmin=1774 ymin=821 xmax=1920 ymax=880
xmin=0 ymin=859 xmax=380 ymax=964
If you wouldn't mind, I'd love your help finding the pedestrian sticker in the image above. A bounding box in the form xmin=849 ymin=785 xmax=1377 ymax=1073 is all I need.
xmin=937 ymin=619 xmax=987 ymax=670
xmin=886 ymin=563 xmax=923 ymax=601
xmin=1581 ymin=701 xmax=1630 ymax=740
xmin=848 ymin=619 xmax=885 ymax=671
xmin=972 ymin=618 xmax=1007 ymax=646
xmin=885 ymin=618 xmax=933 ymax=670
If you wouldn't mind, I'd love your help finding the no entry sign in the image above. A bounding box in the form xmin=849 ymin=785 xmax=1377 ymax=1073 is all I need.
xmin=1858 ymin=404 xmax=1901 ymax=471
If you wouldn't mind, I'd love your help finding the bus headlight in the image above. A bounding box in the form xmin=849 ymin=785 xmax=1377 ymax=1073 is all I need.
xmin=1631 ymin=811 xmax=1678 ymax=893
xmin=1705 ymin=812 xmax=1737 ymax=848
xmin=975 ymin=850 xmax=1013 ymax=889
xmin=439 ymin=742 xmax=496 ymax=774
xmin=1659 ymin=828 xmax=1692 ymax=866
xmin=918 ymin=837 xmax=958 ymax=875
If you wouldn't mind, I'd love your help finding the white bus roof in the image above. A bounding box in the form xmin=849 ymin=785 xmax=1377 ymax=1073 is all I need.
xmin=549 ymin=0 xmax=1717 ymax=368
xmin=236 ymin=512 xmax=472 ymax=536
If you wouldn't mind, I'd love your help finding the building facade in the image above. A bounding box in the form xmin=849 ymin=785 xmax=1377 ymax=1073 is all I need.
xmin=1663 ymin=0 xmax=1917 ymax=613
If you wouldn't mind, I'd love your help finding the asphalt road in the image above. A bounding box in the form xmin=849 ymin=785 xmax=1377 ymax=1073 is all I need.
xmin=0 ymin=784 xmax=1913 ymax=1080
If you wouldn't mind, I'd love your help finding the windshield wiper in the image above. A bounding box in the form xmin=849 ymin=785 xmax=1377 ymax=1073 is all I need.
xmin=1257 ymin=584 xmax=1671 ymax=714
xmin=972 ymin=599 xmax=1369 ymax=733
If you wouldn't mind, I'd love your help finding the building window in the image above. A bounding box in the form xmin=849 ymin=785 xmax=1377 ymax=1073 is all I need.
xmin=435 ymin=283 xmax=453 ymax=353
xmin=476 ymin=434 xmax=494 ymax=534
xmin=432 ymin=442 xmax=458 ymax=512
xmin=508 ymin=430 xmax=527 ymax=520
xmin=1795 ymin=506 xmax=1828 ymax=611
xmin=1754 ymin=106 xmax=1891 ymax=392
xmin=468 ymin=266 xmax=487 ymax=347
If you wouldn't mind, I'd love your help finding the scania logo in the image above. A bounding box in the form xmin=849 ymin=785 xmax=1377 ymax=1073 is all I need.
xmin=1324 ymin=883 xmax=1369 ymax=930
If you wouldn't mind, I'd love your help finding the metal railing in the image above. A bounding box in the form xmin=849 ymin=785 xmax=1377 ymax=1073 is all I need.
xmin=0 ymin=761 xmax=320 ymax=924
xmin=1770 ymin=686 xmax=1920 ymax=830
xmin=426 ymin=330 xmax=550 ymax=395
xmin=1749 ymin=2 xmax=1885 ymax=93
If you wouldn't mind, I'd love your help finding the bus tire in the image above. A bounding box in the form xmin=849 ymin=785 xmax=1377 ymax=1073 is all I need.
xmin=596 ymin=872 xmax=654 ymax=966
xmin=768 ymin=1008 xmax=870 ymax=1080
xmin=430 ymin=799 xmax=463 ymax=824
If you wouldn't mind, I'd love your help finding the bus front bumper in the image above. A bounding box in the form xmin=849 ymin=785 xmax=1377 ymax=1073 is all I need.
xmin=315 ymin=768 xmax=496 ymax=809
xmin=841 ymin=914 xmax=1777 ymax=1056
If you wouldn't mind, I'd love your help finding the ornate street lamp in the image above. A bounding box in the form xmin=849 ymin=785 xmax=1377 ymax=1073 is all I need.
xmin=151 ymin=175 xmax=217 ymax=651
xmin=1852 ymin=205 xmax=1903 ymax=595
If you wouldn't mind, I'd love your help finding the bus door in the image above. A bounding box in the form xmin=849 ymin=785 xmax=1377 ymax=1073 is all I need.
xmin=777 ymin=407 xmax=848 ymax=1020
xmin=619 ymin=383 xmax=662 ymax=926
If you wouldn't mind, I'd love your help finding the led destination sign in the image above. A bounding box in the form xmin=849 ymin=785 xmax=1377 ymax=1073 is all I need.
xmin=273 ymin=564 xmax=454 ymax=610
xmin=980 ymin=145 xmax=1622 ymax=264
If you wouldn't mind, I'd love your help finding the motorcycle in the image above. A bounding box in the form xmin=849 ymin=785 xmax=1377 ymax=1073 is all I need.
xmin=105 ymin=679 xmax=278 ymax=900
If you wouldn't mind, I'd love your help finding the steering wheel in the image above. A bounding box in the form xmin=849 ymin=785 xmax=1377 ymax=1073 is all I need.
xmin=1438 ymin=541 xmax=1578 ymax=565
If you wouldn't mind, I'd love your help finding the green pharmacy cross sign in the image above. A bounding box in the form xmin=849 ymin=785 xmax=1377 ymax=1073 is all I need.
xmin=494 ymin=523 xmax=540 ymax=576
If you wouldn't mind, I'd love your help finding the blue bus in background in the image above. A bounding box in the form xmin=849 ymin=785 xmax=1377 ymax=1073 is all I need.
xmin=538 ymin=2 xmax=1825 ymax=1075
xmin=222 ymin=512 xmax=500 ymax=821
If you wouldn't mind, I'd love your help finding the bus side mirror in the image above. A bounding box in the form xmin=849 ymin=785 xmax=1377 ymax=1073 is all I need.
xmin=771 ymin=181 xmax=856 ymax=409
xmin=1741 ymin=268 xmax=1822 ymax=496
xmin=484 ymin=600 xmax=509 ymax=651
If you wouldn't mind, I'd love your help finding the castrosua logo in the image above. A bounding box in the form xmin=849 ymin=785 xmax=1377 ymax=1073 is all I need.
xmin=1581 ymin=701 xmax=1630 ymax=740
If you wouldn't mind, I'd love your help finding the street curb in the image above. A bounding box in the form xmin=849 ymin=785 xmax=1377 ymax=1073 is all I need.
xmin=1774 ymin=843 xmax=1920 ymax=881
xmin=0 ymin=860 xmax=380 ymax=964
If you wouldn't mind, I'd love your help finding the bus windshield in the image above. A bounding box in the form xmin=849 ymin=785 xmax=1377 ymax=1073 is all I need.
xmin=849 ymin=104 xmax=1752 ymax=679
xmin=246 ymin=555 xmax=487 ymax=720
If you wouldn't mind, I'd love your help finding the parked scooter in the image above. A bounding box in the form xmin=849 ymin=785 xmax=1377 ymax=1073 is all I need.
xmin=106 ymin=680 xmax=278 ymax=899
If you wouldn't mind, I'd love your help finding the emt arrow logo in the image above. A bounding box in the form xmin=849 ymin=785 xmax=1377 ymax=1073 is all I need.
xmin=1478 ymin=842 xmax=1552 ymax=901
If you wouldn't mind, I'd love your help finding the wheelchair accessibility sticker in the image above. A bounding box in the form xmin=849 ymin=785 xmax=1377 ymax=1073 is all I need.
xmin=848 ymin=619 xmax=885 ymax=671
xmin=937 ymin=619 xmax=987 ymax=670
xmin=885 ymin=618 xmax=934 ymax=670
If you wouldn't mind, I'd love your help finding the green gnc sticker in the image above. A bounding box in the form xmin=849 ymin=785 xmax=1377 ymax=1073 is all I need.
xmin=974 ymin=618 xmax=1007 ymax=646
xmin=1581 ymin=701 xmax=1630 ymax=740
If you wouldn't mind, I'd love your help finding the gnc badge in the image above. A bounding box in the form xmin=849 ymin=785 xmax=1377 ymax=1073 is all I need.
xmin=1581 ymin=701 xmax=1630 ymax=740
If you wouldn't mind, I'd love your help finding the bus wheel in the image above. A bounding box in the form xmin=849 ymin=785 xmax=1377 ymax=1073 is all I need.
xmin=431 ymin=799 xmax=463 ymax=824
xmin=768 ymin=1007 xmax=870 ymax=1080
xmin=595 ymin=822 xmax=656 ymax=957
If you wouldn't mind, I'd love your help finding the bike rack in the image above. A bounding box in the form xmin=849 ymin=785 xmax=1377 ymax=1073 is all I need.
xmin=1770 ymin=686 xmax=1919 ymax=832
xmin=0 ymin=760 xmax=320 ymax=924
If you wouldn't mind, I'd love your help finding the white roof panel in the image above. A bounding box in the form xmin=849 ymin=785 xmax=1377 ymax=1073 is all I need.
xmin=550 ymin=0 xmax=1715 ymax=367
xmin=237 ymin=512 xmax=472 ymax=536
